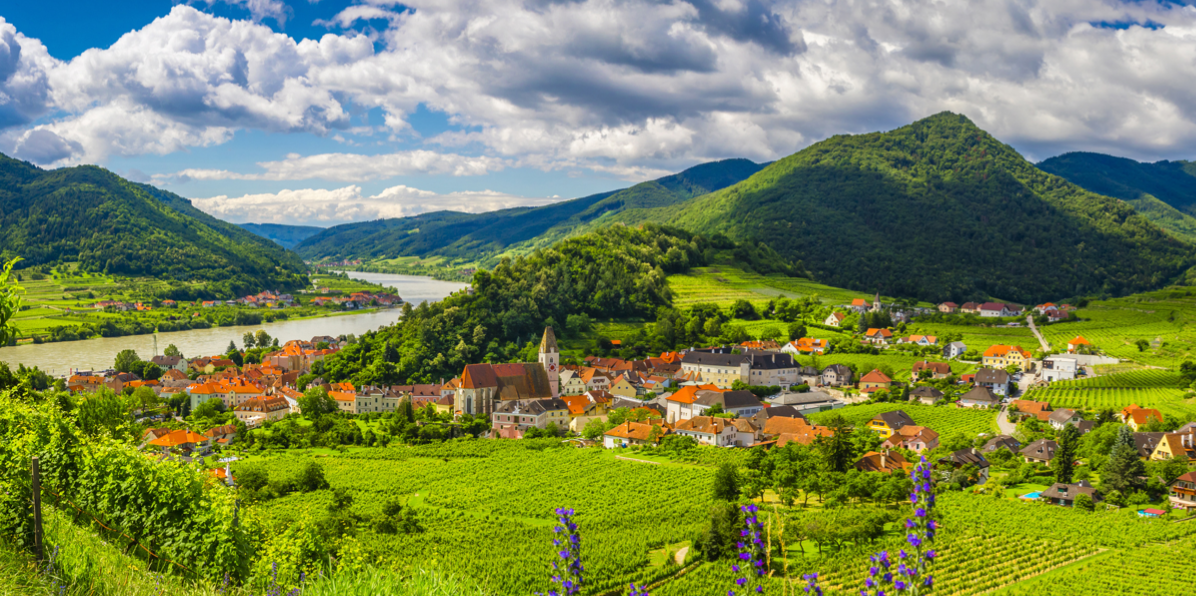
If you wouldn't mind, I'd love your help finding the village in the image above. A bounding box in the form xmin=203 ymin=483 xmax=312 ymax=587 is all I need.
xmin=55 ymin=292 xmax=1196 ymax=515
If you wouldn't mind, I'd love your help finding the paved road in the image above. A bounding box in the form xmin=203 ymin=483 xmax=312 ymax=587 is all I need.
xmin=996 ymin=406 xmax=1017 ymax=435
xmin=1026 ymin=315 xmax=1049 ymax=352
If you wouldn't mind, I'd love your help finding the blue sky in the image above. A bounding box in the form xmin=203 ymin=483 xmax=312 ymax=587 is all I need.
xmin=0 ymin=0 xmax=1194 ymax=226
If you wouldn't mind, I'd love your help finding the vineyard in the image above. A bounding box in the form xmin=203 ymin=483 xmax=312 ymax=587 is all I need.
xmin=1038 ymin=289 xmax=1196 ymax=367
xmin=667 ymin=267 xmax=867 ymax=308
xmin=809 ymin=403 xmax=999 ymax=437
xmin=990 ymin=542 xmax=1188 ymax=596
xmin=1024 ymin=369 xmax=1196 ymax=418
xmin=795 ymin=354 xmax=966 ymax=382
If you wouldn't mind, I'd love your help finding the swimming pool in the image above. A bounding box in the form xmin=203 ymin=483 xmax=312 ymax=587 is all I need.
xmin=1020 ymin=491 xmax=1042 ymax=499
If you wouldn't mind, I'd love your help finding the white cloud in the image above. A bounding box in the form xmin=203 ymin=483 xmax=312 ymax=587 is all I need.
xmin=156 ymin=149 xmax=509 ymax=183
xmin=4 ymin=0 xmax=1196 ymax=175
xmin=191 ymin=183 xmax=562 ymax=224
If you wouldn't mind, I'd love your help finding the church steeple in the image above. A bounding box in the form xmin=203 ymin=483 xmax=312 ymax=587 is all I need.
xmin=539 ymin=326 xmax=560 ymax=397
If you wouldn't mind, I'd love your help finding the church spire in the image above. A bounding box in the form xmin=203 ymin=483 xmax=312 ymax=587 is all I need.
xmin=540 ymin=326 xmax=559 ymax=353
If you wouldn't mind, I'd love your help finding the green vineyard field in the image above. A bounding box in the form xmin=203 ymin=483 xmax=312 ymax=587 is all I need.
xmin=1025 ymin=369 xmax=1196 ymax=417
xmin=809 ymin=403 xmax=998 ymax=437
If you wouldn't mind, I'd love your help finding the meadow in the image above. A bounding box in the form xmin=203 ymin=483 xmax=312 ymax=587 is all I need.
xmin=808 ymin=402 xmax=1000 ymax=437
xmin=666 ymin=267 xmax=874 ymax=308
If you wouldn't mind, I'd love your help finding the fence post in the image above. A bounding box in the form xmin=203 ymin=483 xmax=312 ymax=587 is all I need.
xmin=31 ymin=455 xmax=44 ymax=561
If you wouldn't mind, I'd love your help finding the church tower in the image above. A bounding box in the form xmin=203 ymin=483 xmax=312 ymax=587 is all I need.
xmin=539 ymin=326 xmax=560 ymax=397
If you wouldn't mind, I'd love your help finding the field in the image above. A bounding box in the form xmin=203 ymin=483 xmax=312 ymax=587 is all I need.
xmin=990 ymin=542 xmax=1188 ymax=596
xmin=666 ymin=267 xmax=876 ymax=308
xmin=1021 ymin=369 xmax=1196 ymax=418
xmin=903 ymin=320 xmax=1038 ymax=354
xmin=1038 ymin=287 xmax=1196 ymax=367
xmin=795 ymin=353 xmax=974 ymax=382
xmin=809 ymin=402 xmax=999 ymax=437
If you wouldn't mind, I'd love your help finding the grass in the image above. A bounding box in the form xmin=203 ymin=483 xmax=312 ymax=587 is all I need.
xmin=666 ymin=267 xmax=877 ymax=308
xmin=810 ymin=402 xmax=1000 ymax=436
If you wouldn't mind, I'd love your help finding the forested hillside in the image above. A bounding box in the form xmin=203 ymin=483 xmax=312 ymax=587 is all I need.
xmin=294 ymin=158 xmax=763 ymax=262
xmin=0 ymin=154 xmax=308 ymax=296
xmin=238 ymin=222 xmax=325 ymax=249
xmin=1038 ymin=152 xmax=1196 ymax=243
xmin=587 ymin=113 xmax=1196 ymax=303
xmin=321 ymin=224 xmax=796 ymax=385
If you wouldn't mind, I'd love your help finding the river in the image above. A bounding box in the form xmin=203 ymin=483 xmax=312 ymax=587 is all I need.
xmin=0 ymin=272 xmax=468 ymax=376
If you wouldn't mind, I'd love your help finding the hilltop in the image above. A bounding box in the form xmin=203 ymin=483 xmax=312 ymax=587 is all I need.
xmin=593 ymin=113 xmax=1196 ymax=303
xmin=293 ymin=158 xmax=764 ymax=262
xmin=1038 ymin=152 xmax=1196 ymax=243
xmin=0 ymin=154 xmax=308 ymax=296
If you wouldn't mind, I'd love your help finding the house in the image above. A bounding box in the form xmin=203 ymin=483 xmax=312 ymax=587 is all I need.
xmin=761 ymin=416 xmax=833 ymax=446
xmin=960 ymin=302 xmax=980 ymax=314
xmin=765 ymin=391 xmax=842 ymax=414
xmin=1120 ymin=404 xmax=1163 ymax=430
xmin=691 ymin=389 xmax=764 ymax=418
xmin=939 ymin=448 xmax=990 ymax=484
xmin=1009 ymin=400 xmax=1052 ymax=422
xmin=1041 ymin=357 xmax=1077 ymax=383
xmin=973 ymin=368 xmax=1011 ymax=396
xmin=1150 ymin=432 xmax=1196 ymax=461
xmin=1048 ymin=408 xmax=1083 ymax=430
xmin=1168 ymin=471 xmax=1196 ymax=510
xmin=943 ymin=341 xmax=968 ymax=359
xmin=979 ymin=302 xmax=1018 ymax=317
xmin=234 ymin=396 xmax=290 ymax=426
xmin=609 ymin=375 xmax=638 ymax=399
xmin=673 ymin=416 xmax=742 ymax=446
xmin=863 ymin=328 xmax=893 ymax=345
xmin=558 ymin=370 xmax=587 ymax=396
xmin=910 ymin=361 xmax=951 ymax=381
xmin=603 ymin=421 xmax=670 ymax=448
xmin=820 ymin=364 xmax=854 ymax=387
xmin=665 ymin=384 xmax=726 ymax=423
xmin=1036 ymin=303 xmax=1058 ymax=315
xmin=1020 ymin=438 xmax=1058 ymax=464
xmin=740 ymin=340 xmax=781 ymax=351
xmin=679 ymin=349 xmax=798 ymax=389
xmin=938 ymin=302 xmax=959 ymax=313
xmin=1041 ymin=481 xmax=1101 ymax=507
xmin=577 ymin=367 xmax=612 ymax=393
xmin=854 ymin=450 xmax=910 ymax=474
xmin=867 ymin=410 xmax=915 ymax=438
xmin=825 ymin=312 xmax=847 ymax=327
xmin=1067 ymin=336 xmax=1091 ymax=354
xmin=1134 ymin=432 xmax=1167 ymax=459
xmin=881 ymin=425 xmax=940 ymax=453
xmin=492 ymin=398 xmax=571 ymax=431
xmin=146 ymin=429 xmax=211 ymax=453
xmin=905 ymin=335 xmax=939 ymax=347
xmin=796 ymin=366 xmax=822 ymax=386
xmin=908 ymin=386 xmax=943 ymax=405
xmin=434 ymin=394 xmax=455 ymax=415
xmin=849 ymin=298 xmax=871 ymax=313
xmin=982 ymin=435 xmax=1021 ymax=454
xmin=783 ymin=338 xmax=829 ymax=355
xmin=981 ymin=345 xmax=1032 ymax=370
xmin=150 ymin=355 xmax=188 ymax=372
xmin=958 ymin=386 xmax=1000 ymax=409
xmin=859 ymin=369 xmax=893 ymax=393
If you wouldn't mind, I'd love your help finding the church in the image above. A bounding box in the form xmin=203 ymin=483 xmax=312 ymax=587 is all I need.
xmin=454 ymin=326 xmax=561 ymax=416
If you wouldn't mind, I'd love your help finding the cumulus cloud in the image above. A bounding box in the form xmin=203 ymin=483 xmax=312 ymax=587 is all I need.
xmin=4 ymin=0 xmax=1196 ymax=177
xmin=191 ymin=184 xmax=562 ymax=224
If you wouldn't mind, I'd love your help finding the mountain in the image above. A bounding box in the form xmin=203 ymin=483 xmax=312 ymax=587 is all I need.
xmin=294 ymin=158 xmax=764 ymax=262
xmin=1037 ymin=152 xmax=1196 ymax=242
xmin=0 ymin=153 xmax=308 ymax=296
xmin=238 ymin=223 xmax=325 ymax=249
xmin=585 ymin=113 xmax=1196 ymax=303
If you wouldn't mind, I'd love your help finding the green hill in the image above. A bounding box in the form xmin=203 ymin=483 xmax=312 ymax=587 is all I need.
xmin=238 ymin=222 xmax=325 ymax=249
xmin=0 ymin=153 xmax=308 ymax=296
xmin=294 ymin=158 xmax=764 ymax=262
xmin=588 ymin=113 xmax=1196 ymax=303
xmin=1037 ymin=152 xmax=1196 ymax=243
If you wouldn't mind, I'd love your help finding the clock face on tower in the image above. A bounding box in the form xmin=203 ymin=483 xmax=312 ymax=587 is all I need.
xmin=549 ymin=363 xmax=557 ymax=372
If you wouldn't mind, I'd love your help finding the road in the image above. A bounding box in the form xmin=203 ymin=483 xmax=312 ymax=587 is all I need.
xmin=1026 ymin=315 xmax=1049 ymax=352
xmin=996 ymin=406 xmax=1017 ymax=435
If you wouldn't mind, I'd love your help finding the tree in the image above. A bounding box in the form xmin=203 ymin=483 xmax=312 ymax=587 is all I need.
xmin=242 ymin=332 xmax=256 ymax=349
xmin=141 ymin=362 xmax=163 ymax=381
xmin=114 ymin=349 xmax=142 ymax=373
xmin=1053 ymin=424 xmax=1080 ymax=484
xmin=730 ymin=299 xmax=759 ymax=321
xmin=817 ymin=415 xmax=855 ymax=473
xmin=226 ymin=340 xmax=237 ymax=354
xmin=1135 ymin=339 xmax=1149 ymax=352
xmin=0 ymin=258 xmax=23 ymax=346
xmin=581 ymin=418 xmax=608 ymax=441
xmin=163 ymin=344 xmax=183 ymax=358
xmin=712 ymin=462 xmax=740 ymax=501
xmin=299 ymin=387 xmax=337 ymax=419
xmin=298 ymin=462 xmax=330 ymax=492
xmin=1073 ymin=492 xmax=1094 ymax=511
xmin=255 ymin=330 xmax=273 ymax=349
xmin=192 ymin=397 xmax=226 ymax=420
xmin=787 ymin=322 xmax=807 ymax=341
xmin=398 ymin=396 xmax=416 ymax=423
xmin=1102 ymin=425 xmax=1145 ymax=494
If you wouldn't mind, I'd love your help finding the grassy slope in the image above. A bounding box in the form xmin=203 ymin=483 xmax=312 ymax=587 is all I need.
xmin=588 ymin=113 xmax=1195 ymax=304
xmin=237 ymin=223 xmax=325 ymax=250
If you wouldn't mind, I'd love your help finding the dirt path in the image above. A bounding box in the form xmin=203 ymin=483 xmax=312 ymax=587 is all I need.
xmin=1027 ymin=315 xmax=1050 ymax=352
xmin=674 ymin=546 xmax=689 ymax=565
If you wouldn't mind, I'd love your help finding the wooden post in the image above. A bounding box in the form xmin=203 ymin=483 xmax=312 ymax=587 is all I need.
xmin=31 ymin=456 xmax=44 ymax=561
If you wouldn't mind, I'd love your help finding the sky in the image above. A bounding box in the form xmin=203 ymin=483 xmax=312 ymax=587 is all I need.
xmin=1 ymin=0 xmax=1195 ymax=227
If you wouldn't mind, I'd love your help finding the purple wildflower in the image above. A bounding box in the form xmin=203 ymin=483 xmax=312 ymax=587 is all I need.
xmin=537 ymin=508 xmax=584 ymax=596
xmin=729 ymin=503 xmax=767 ymax=596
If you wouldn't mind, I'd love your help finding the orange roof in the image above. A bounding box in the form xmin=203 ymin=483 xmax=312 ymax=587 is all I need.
xmin=561 ymin=395 xmax=592 ymax=416
xmin=859 ymin=369 xmax=892 ymax=384
xmin=605 ymin=421 xmax=668 ymax=441
xmin=830 ymin=312 xmax=846 ymax=321
xmin=666 ymin=384 xmax=724 ymax=404
xmin=852 ymin=299 xmax=868 ymax=307
xmin=866 ymin=328 xmax=892 ymax=337
xmin=1069 ymin=336 xmax=1091 ymax=346
xmin=148 ymin=429 xmax=210 ymax=448
xmin=658 ymin=351 xmax=682 ymax=364
xmin=983 ymin=345 xmax=1030 ymax=358
xmin=330 ymin=391 xmax=356 ymax=403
